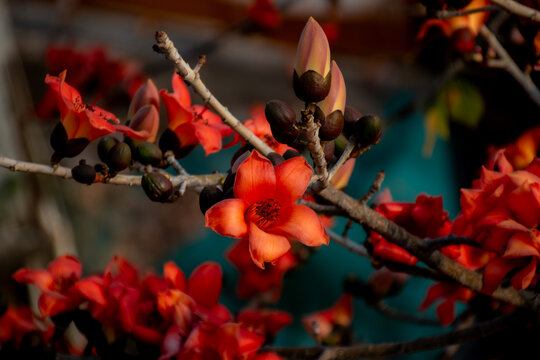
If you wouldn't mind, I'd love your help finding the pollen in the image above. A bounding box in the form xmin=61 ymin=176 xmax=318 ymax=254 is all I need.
xmin=245 ymin=199 xmax=281 ymax=229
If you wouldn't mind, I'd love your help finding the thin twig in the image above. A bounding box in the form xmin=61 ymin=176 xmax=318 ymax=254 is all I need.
xmin=298 ymin=200 xmax=343 ymax=216
xmin=165 ymin=151 xmax=188 ymax=175
xmin=359 ymin=171 xmax=385 ymax=205
xmin=269 ymin=311 xmax=525 ymax=359
xmin=425 ymin=235 xmax=482 ymax=251
xmin=0 ymin=156 xmax=223 ymax=189
xmin=435 ymin=4 xmax=499 ymax=19
xmin=480 ymin=25 xmax=540 ymax=107
xmin=153 ymin=31 xmax=273 ymax=156
xmin=371 ymin=301 xmax=441 ymax=326
xmin=490 ymin=0 xmax=540 ymax=24
xmin=327 ymin=228 xmax=370 ymax=257
xmin=327 ymin=141 xmax=354 ymax=182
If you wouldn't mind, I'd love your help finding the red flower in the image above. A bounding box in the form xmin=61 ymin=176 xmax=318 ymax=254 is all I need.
xmin=419 ymin=282 xmax=475 ymax=326
xmin=247 ymin=0 xmax=281 ymax=30
xmin=0 ymin=306 xmax=53 ymax=347
xmin=487 ymin=125 xmax=540 ymax=171
xmin=206 ymin=151 xmax=329 ymax=268
xmin=45 ymin=70 xmax=120 ymax=141
xmin=302 ymin=295 xmax=353 ymax=345
xmin=160 ymin=73 xmax=231 ymax=155
xmin=227 ymin=238 xmax=298 ymax=302
xmin=237 ymin=308 xmax=292 ymax=339
xmin=13 ymin=255 xmax=105 ymax=317
xmin=369 ymin=194 xmax=453 ymax=265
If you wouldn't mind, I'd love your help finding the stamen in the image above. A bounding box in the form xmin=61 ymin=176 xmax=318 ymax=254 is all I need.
xmin=245 ymin=199 xmax=281 ymax=229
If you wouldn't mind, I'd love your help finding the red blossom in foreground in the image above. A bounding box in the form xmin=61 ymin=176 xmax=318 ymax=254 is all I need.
xmin=206 ymin=151 xmax=329 ymax=268
xmin=487 ymin=125 xmax=540 ymax=171
xmin=160 ymin=73 xmax=231 ymax=155
xmin=369 ymin=194 xmax=453 ymax=265
xmin=227 ymin=238 xmax=298 ymax=302
xmin=13 ymin=255 xmax=105 ymax=317
xmin=302 ymin=295 xmax=353 ymax=346
xmin=453 ymin=156 xmax=540 ymax=293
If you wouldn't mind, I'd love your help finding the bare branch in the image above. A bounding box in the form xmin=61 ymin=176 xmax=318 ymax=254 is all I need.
xmin=490 ymin=0 xmax=540 ymax=23
xmin=304 ymin=112 xmax=329 ymax=191
xmin=327 ymin=228 xmax=370 ymax=257
xmin=436 ymin=4 xmax=499 ymax=19
xmin=153 ymin=31 xmax=273 ymax=156
xmin=359 ymin=171 xmax=385 ymax=205
xmin=480 ymin=25 xmax=540 ymax=107
xmin=425 ymin=234 xmax=482 ymax=251
xmin=327 ymin=141 xmax=354 ymax=182
xmin=371 ymin=301 xmax=440 ymax=326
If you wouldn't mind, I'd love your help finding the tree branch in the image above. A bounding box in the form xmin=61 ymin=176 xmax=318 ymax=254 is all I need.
xmin=480 ymin=25 xmax=540 ymax=108
xmin=153 ymin=31 xmax=274 ymax=157
xmin=270 ymin=311 xmax=525 ymax=359
xmin=435 ymin=5 xmax=499 ymax=19
xmin=425 ymin=234 xmax=482 ymax=251
xmin=371 ymin=301 xmax=441 ymax=326
xmin=490 ymin=0 xmax=540 ymax=23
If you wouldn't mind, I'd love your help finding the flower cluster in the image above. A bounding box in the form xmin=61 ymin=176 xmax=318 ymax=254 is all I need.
xmin=5 ymin=255 xmax=288 ymax=359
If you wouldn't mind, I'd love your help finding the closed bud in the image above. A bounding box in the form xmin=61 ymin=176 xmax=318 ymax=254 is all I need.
xmin=320 ymin=111 xmax=344 ymax=141
xmin=294 ymin=17 xmax=331 ymax=102
xmin=343 ymin=106 xmax=362 ymax=138
xmin=134 ymin=142 xmax=163 ymax=166
xmin=265 ymin=100 xmax=296 ymax=130
xmin=71 ymin=160 xmax=96 ymax=185
xmin=126 ymin=104 xmax=160 ymax=144
xmin=351 ymin=115 xmax=382 ymax=148
xmin=368 ymin=268 xmax=408 ymax=299
xmin=127 ymin=79 xmax=160 ymax=120
xmin=199 ymin=185 xmax=224 ymax=214
xmin=50 ymin=122 xmax=89 ymax=164
xmin=283 ymin=149 xmax=301 ymax=159
xmin=106 ymin=142 xmax=132 ymax=173
xmin=98 ymin=137 xmax=119 ymax=163
xmin=142 ymin=172 xmax=173 ymax=202
xmin=333 ymin=134 xmax=349 ymax=159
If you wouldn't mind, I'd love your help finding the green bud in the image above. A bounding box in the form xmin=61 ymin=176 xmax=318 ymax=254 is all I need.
xmin=134 ymin=142 xmax=163 ymax=166
xmin=351 ymin=115 xmax=382 ymax=148
xmin=98 ymin=137 xmax=119 ymax=163
xmin=106 ymin=142 xmax=132 ymax=173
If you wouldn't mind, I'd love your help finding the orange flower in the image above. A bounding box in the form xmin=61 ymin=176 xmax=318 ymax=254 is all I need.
xmin=45 ymin=70 xmax=119 ymax=141
xmin=302 ymin=295 xmax=353 ymax=345
xmin=160 ymin=73 xmax=231 ymax=156
xmin=206 ymin=151 xmax=328 ymax=268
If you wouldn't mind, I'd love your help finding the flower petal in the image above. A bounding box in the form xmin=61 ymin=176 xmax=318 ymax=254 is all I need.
xmin=12 ymin=269 xmax=54 ymax=291
xmin=48 ymin=254 xmax=82 ymax=280
xmin=206 ymin=199 xmax=249 ymax=238
xmin=164 ymin=262 xmax=186 ymax=291
xmin=248 ymin=223 xmax=291 ymax=269
xmin=481 ymin=258 xmax=516 ymax=294
xmin=73 ymin=277 xmax=106 ymax=305
xmin=160 ymin=89 xmax=193 ymax=130
xmin=191 ymin=123 xmax=223 ymax=155
xmin=187 ymin=262 xmax=222 ymax=309
xmin=171 ymin=73 xmax=191 ymax=108
xmin=271 ymin=204 xmax=328 ymax=247
xmin=274 ymin=156 xmax=312 ymax=203
xmin=234 ymin=151 xmax=276 ymax=204
xmin=511 ymin=258 xmax=537 ymax=290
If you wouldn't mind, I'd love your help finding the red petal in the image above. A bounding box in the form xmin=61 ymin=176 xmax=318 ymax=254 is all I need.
xmin=205 ymin=199 xmax=249 ymax=238
xmin=187 ymin=262 xmax=222 ymax=309
xmin=511 ymin=258 xmax=537 ymax=290
xmin=173 ymin=122 xmax=199 ymax=148
xmin=248 ymin=223 xmax=291 ymax=269
xmin=436 ymin=299 xmax=455 ymax=326
xmin=160 ymin=89 xmax=193 ymax=130
xmin=482 ymin=258 xmax=516 ymax=294
xmin=38 ymin=291 xmax=69 ymax=317
xmin=12 ymin=269 xmax=54 ymax=291
xmin=274 ymin=156 xmax=313 ymax=203
xmin=164 ymin=262 xmax=187 ymax=291
xmin=271 ymin=204 xmax=328 ymax=247
xmin=48 ymin=254 xmax=82 ymax=281
xmin=191 ymin=123 xmax=223 ymax=155
xmin=234 ymin=151 xmax=276 ymax=204
xmin=503 ymin=233 xmax=540 ymax=258
xmin=73 ymin=277 xmax=106 ymax=305
xmin=171 ymin=73 xmax=191 ymax=108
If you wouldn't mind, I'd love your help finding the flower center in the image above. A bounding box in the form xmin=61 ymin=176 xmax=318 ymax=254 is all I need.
xmin=245 ymin=199 xmax=281 ymax=229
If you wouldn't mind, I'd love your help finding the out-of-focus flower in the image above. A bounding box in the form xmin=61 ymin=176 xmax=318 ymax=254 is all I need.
xmin=237 ymin=308 xmax=292 ymax=339
xmin=293 ymin=17 xmax=332 ymax=102
xmin=419 ymin=282 xmax=475 ymax=326
xmin=160 ymin=73 xmax=231 ymax=157
xmin=0 ymin=306 xmax=53 ymax=348
xmin=302 ymin=295 xmax=353 ymax=346
xmin=247 ymin=0 xmax=281 ymax=30
xmin=487 ymin=125 xmax=540 ymax=171
xmin=417 ymin=0 xmax=491 ymax=52
xmin=206 ymin=151 xmax=329 ymax=268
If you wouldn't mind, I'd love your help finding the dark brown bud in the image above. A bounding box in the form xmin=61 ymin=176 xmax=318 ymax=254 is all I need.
xmin=320 ymin=110 xmax=344 ymax=141
xmin=323 ymin=140 xmax=335 ymax=163
xmin=141 ymin=172 xmax=173 ymax=202
xmin=265 ymin=100 xmax=296 ymax=130
xmin=267 ymin=152 xmax=285 ymax=166
xmin=199 ymin=185 xmax=224 ymax=214
xmin=351 ymin=115 xmax=382 ymax=148
xmin=343 ymin=106 xmax=362 ymax=138
xmin=71 ymin=160 xmax=96 ymax=185
xmin=283 ymin=149 xmax=301 ymax=159
xmin=106 ymin=142 xmax=132 ymax=173
xmin=222 ymin=172 xmax=236 ymax=193
xmin=293 ymin=69 xmax=332 ymax=103
xmin=134 ymin=142 xmax=163 ymax=166
xmin=49 ymin=122 xmax=89 ymax=164
xmin=159 ymin=128 xmax=195 ymax=159
xmin=98 ymin=137 xmax=119 ymax=163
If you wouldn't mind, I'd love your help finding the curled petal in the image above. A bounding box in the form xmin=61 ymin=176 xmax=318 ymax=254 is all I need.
xmin=271 ymin=204 xmax=329 ymax=247
xmin=171 ymin=73 xmax=191 ymax=108
xmin=318 ymin=61 xmax=346 ymax=116
xmin=48 ymin=254 xmax=82 ymax=280
xmin=12 ymin=269 xmax=54 ymax=291
xmin=164 ymin=262 xmax=186 ymax=291
xmin=482 ymin=258 xmax=516 ymax=294
xmin=205 ymin=199 xmax=249 ymax=239
xmin=249 ymin=223 xmax=291 ymax=269
xmin=191 ymin=123 xmax=224 ymax=155
xmin=187 ymin=262 xmax=222 ymax=309
xmin=274 ymin=156 xmax=313 ymax=203
xmin=235 ymin=151 xmax=276 ymax=204
xmin=511 ymin=258 xmax=537 ymax=290
xmin=73 ymin=277 xmax=106 ymax=305
xmin=160 ymin=90 xmax=193 ymax=130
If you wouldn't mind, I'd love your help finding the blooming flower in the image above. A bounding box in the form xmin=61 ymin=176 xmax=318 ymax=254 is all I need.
xmin=302 ymin=295 xmax=353 ymax=346
xmin=206 ymin=151 xmax=329 ymax=268
xmin=419 ymin=282 xmax=475 ymax=326
xmin=237 ymin=308 xmax=292 ymax=339
xmin=160 ymin=73 xmax=231 ymax=156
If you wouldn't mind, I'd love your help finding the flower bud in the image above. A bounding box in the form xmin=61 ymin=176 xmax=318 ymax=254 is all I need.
xmin=106 ymin=142 xmax=132 ymax=173
xmin=127 ymin=79 xmax=160 ymax=120
xmin=264 ymin=100 xmax=296 ymax=130
xmin=134 ymin=142 xmax=163 ymax=166
xmin=294 ymin=17 xmax=331 ymax=102
xmin=317 ymin=61 xmax=346 ymax=140
xmin=142 ymin=172 xmax=173 ymax=202
xmin=343 ymin=106 xmax=362 ymax=138
xmin=71 ymin=160 xmax=96 ymax=185
xmin=126 ymin=104 xmax=160 ymax=145
xmin=368 ymin=268 xmax=408 ymax=299
xmin=49 ymin=122 xmax=89 ymax=164
xmin=98 ymin=136 xmax=119 ymax=163
xmin=323 ymin=140 xmax=335 ymax=163
xmin=199 ymin=185 xmax=224 ymax=215
xmin=351 ymin=115 xmax=382 ymax=149
xmin=159 ymin=128 xmax=195 ymax=159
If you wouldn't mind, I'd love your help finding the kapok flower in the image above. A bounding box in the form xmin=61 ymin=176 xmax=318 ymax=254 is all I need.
xmin=247 ymin=0 xmax=281 ymax=30
xmin=237 ymin=308 xmax=292 ymax=339
xmin=417 ymin=0 xmax=491 ymax=53
xmin=45 ymin=70 xmax=120 ymax=142
xmin=206 ymin=151 xmax=329 ymax=268
xmin=420 ymin=282 xmax=475 ymax=326
xmin=487 ymin=125 xmax=540 ymax=171
xmin=0 ymin=306 xmax=53 ymax=348
xmin=302 ymin=295 xmax=353 ymax=346
xmin=160 ymin=73 xmax=231 ymax=156
xmin=12 ymin=255 xmax=106 ymax=317
xmin=293 ymin=17 xmax=332 ymax=102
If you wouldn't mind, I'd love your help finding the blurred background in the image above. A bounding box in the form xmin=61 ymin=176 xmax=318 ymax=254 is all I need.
xmin=1 ymin=0 xmax=538 ymax=358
